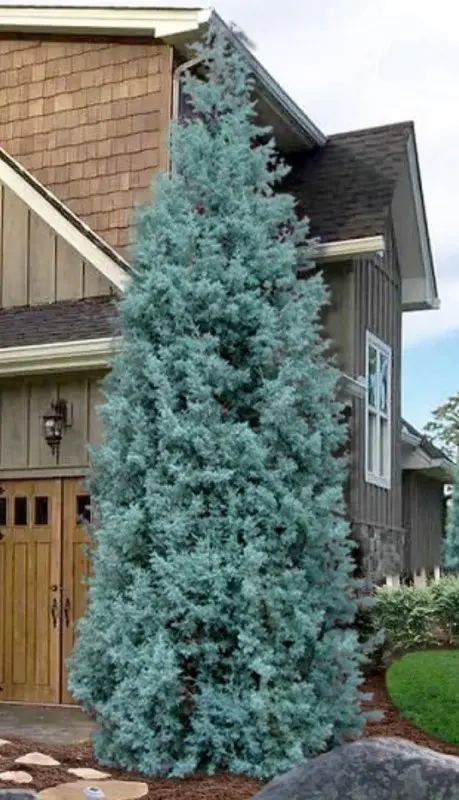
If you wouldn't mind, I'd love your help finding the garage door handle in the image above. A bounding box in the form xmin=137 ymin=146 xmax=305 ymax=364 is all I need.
xmin=51 ymin=598 xmax=59 ymax=628
xmin=64 ymin=597 xmax=71 ymax=628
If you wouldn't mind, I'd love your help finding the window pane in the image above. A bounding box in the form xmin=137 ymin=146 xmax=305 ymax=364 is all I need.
xmin=76 ymin=495 xmax=91 ymax=525
xmin=368 ymin=345 xmax=378 ymax=408
xmin=379 ymin=353 xmax=389 ymax=414
xmin=34 ymin=497 xmax=49 ymax=526
xmin=0 ymin=497 xmax=6 ymax=526
xmin=380 ymin=418 xmax=389 ymax=479
xmin=368 ymin=411 xmax=378 ymax=474
xmin=14 ymin=497 xmax=28 ymax=526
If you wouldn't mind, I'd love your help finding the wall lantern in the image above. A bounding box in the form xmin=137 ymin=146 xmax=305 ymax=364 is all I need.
xmin=42 ymin=399 xmax=72 ymax=456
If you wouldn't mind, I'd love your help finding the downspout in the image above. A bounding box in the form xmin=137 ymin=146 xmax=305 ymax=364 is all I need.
xmin=171 ymin=55 xmax=204 ymax=120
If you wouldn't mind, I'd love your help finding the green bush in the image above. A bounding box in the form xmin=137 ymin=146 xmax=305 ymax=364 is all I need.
xmin=364 ymin=576 xmax=459 ymax=665
xmin=372 ymin=585 xmax=437 ymax=655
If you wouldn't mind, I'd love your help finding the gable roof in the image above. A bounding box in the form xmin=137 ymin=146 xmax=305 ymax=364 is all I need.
xmin=0 ymin=146 xmax=129 ymax=291
xmin=0 ymin=296 xmax=117 ymax=349
xmin=286 ymin=121 xmax=438 ymax=312
xmin=286 ymin=122 xmax=411 ymax=242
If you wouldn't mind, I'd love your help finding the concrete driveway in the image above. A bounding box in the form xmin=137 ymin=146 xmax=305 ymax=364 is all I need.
xmin=0 ymin=704 xmax=96 ymax=746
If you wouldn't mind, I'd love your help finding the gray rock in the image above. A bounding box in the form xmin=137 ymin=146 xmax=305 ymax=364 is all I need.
xmin=252 ymin=738 xmax=459 ymax=800
xmin=0 ymin=793 xmax=37 ymax=800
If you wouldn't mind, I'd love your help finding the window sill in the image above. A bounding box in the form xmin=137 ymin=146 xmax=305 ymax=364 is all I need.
xmin=365 ymin=472 xmax=391 ymax=491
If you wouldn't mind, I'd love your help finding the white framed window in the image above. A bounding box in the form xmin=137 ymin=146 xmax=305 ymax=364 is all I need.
xmin=365 ymin=331 xmax=391 ymax=489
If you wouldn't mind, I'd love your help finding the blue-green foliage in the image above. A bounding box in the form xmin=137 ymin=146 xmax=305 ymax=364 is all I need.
xmin=444 ymin=478 xmax=459 ymax=569
xmin=68 ymin=24 xmax=368 ymax=779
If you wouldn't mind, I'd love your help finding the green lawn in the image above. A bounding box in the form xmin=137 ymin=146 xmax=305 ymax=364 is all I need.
xmin=387 ymin=650 xmax=459 ymax=745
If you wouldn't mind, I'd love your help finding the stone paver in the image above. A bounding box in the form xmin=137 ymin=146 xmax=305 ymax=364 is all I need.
xmin=39 ymin=780 xmax=148 ymax=800
xmin=0 ymin=772 xmax=33 ymax=785
xmin=0 ymin=704 xmax=95 ymax=747
xmin=67 ymin=768 xmax=110 ymax=780
xmin=15 ymin=754 xmax=60 ymax=767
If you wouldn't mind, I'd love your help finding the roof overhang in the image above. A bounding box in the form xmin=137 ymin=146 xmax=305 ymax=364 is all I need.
xmin=402 ymin=422 xmax=455 ymax=483
xmin=0 ymin=337 xmax=120 ymax=377
xmin=0 ymin=4 xmax=326 ymax=152
xmin=0 ymin=4 xmax=211 ymax=37
xmin=392 ymin=132 xmax=439 ymax=312
xmin=315 ymin=235 xmax=385 ymax=263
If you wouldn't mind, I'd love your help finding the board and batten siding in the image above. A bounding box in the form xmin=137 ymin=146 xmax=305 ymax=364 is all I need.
xmin=402 ymin=471 xmax=445 ymax=573
xmin=0 ymin=181 xmax=115 ymax=308
xmin=348 ymin=226 xmax=403 ymax=579
xmin=0 ymin=373 xmax=106 ymax=472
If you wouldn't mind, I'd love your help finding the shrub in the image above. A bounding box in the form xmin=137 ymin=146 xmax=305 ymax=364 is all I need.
xmin=372 ymin=584 xmax=437 ymax=656
xmin=362 ymin=576 xmax=459 ymax=667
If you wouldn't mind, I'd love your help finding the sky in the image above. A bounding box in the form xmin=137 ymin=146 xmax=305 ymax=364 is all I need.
xmin=13 ymin=0 xmax=459 ymax=429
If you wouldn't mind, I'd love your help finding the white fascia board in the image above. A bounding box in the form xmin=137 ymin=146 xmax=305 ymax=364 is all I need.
xmin=404 ymin=133 xmax=439 ymax=311
xmin=0 ymin=152 xmax=128 ymax=291
xmin=0 ymin=5 xmax=212 ymax=37
xmin=315 ymin=236 xmax=385 ymax=263
xmin=0 ymin=337 xmax=121 ymax=377
xmin=401 ymin=428 xmax=422 ymax=448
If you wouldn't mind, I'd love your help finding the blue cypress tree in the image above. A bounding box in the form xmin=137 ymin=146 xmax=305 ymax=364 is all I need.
xmin=69 ymin=24 xmax=368 ymax=779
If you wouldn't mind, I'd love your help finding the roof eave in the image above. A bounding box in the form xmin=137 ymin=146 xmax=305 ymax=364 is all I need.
xmin=209 ymin=11 xmax=326 ymax=149
xmin=0 ymin=5 xmax=326 ymax=151
xmin=401 ymin=132 xmax=440 ymax=314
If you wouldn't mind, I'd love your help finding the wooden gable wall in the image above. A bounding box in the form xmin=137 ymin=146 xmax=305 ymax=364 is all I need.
xmin=0 ymin=35 xmax=172 ymax=255
xmin=0 ymin=182 xmax=115 ymax=307
xmin=0 ymin=372 xmax=105 ymax=474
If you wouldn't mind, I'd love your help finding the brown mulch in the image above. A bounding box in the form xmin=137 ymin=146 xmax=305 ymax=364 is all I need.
xmin=1 ymin=673 xmax=459 ymax=799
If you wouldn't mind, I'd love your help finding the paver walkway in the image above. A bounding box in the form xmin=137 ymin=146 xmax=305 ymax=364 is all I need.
xmin=0 ymin=704 xmax=96 ymax=746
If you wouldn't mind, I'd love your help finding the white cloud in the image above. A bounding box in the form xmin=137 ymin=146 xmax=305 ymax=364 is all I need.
xmin=16 ymin=0 xmax=459 ymax=348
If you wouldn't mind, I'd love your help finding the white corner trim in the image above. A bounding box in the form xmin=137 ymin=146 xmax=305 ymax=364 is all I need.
xmin=0 ymin=154 xmax=128 ymax=292
xmin=0 ymin=337 xmax=121 ymax=377
xmin=0 ymin=5 xmax=212 ymax=37
xmin=315 ymin=236 xmax=385 ymax=262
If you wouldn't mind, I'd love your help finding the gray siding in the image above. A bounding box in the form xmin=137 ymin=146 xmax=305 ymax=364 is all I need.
xmin=402 ymin=471 xmax=445 ymax=572
xmin=322 ymin=225 xmax=404 ymax=580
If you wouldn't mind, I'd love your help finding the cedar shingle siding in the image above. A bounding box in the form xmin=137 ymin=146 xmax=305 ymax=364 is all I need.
xmin=0 ymin=36 xmax=172 ymax=253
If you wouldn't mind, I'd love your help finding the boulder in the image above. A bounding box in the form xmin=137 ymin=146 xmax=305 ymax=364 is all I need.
xmin=0 ymin=793 xmax=38 ymax=800
xmin=252 ymin=738 xmax=459 ymax=799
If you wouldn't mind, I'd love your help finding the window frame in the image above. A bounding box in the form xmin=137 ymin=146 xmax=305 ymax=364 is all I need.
xmin=365 ymin=330 xmax=392 ymax=490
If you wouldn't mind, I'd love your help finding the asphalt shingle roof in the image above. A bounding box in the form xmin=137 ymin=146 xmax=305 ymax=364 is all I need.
xmin=286 ymin=121 xmax=413 ymax=242
xmin=0 ymin=296 xmax=118 ymax=349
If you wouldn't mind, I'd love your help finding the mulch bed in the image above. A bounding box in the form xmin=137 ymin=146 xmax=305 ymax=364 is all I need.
xmin=1 ymin=672 xmax=459 ymax=799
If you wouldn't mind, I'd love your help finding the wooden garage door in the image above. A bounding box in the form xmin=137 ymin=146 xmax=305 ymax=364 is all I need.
xmin=0 ymin=480 xmax=61 ymax=703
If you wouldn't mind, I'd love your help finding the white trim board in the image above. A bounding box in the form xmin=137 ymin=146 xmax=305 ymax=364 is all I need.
xmin=315 ymin=236 xmax=385 ymax=263
xmin=0 ymin=5 xmax=212 ymax=37
xmin=0 ymin=148 xmax=129 ymax=291
xmin=0 ymin=337 xmax=120 ymax=377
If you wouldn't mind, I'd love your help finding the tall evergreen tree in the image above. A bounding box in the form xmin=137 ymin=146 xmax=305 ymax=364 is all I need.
xmin=69 ymin=25 xmax=368 ymax=779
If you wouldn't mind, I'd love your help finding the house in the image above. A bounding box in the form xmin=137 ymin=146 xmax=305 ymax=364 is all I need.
xmin=0 ymin=4 xmax=451 ymax=705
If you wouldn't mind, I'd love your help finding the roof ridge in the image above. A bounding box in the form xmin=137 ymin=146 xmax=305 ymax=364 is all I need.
xmin=329 ymin=120 xmax=414 ymax=140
